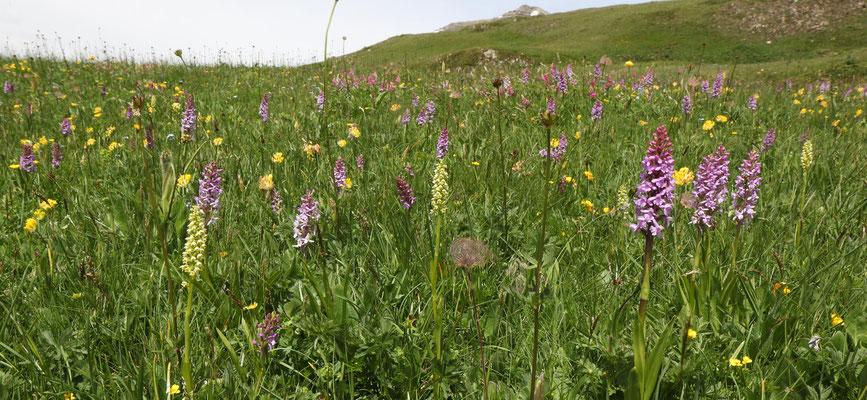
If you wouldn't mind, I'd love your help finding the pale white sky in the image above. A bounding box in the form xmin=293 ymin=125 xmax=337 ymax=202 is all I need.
xmin=1 ymin=0 xmax=657 ymax=65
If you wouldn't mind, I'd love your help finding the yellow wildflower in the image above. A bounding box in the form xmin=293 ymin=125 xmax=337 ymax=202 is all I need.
xmin=729 ymin=358 xmax=742 ymax=367
xmin=212 ymin=137 xmax=223 ymax=146
xmin=177 ymin=174 xmax=192 ymax=188
xmin=831 ymin=313 xmax=845 ymax=326
xmin=40 ymin=199 xmax=58 ymax=209
xmin=271 ymin=152 xmax=284 ymax=163
xmin=93 ymin=107 xmax=102 ymax=118
xmin=702 ymin=120 xmax=715 ymax=131
xmin=741 ymin=355 xmax=752 ymax=365
xmin=33 ymin=209 xmax=46 ymax=221
xmin=258 ymin=174 xmax=275 ymax=191
xmin=169 ymin=384 xmax=180 ymax=395
xmin=244 ymin=302 xmax=258 ymax=311
xmin=673 ymin=167 xmax=694 ymax=186
xmin=625 ymin=60 xmax=634 ymax=67
xmin=715 ymin=115 xmax=728 ymax=123
xmin=25 ymin=218 xmax=38 ymax=232
xmin=687 ymin=329 xmax=697 ymax=339
xmin=581 ymin=200 xmax=594 ymax=213
xmin=584 ymin=171 xmax=594 ymax=181
xmin=337 ymin=139 xmax=347 ymax=148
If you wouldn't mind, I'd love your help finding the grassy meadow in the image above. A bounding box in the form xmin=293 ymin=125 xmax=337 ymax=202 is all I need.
xmin=1 ymin=50 xmax=867 ymax=399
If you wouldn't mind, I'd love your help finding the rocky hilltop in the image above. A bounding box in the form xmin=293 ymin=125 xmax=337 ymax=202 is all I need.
xmin=436 ymin=5 xmax=549 ymax=33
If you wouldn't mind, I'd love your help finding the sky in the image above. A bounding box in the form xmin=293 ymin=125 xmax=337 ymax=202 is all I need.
xmin=1 ymin=0 xmax=657 ymax=66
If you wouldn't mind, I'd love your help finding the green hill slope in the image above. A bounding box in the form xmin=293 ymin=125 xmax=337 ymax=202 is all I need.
xmin=343 ymin=0 xmax=867 ymax=77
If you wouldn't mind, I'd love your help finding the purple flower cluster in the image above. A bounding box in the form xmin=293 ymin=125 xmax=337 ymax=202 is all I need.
xmin=630 ymin=126 xmax=675 ymax=237
xmin=195 ymin=161 xmax=223 ymax=225
xmin=182 ymin=95 xmax=196 ymax=135
xmin=690 ymin=145 xmax=730 ymax=231
xmin=270 ymin=189 xmax=283 ymax=214
xmin=259 ymin=93 xmax=270 ymax=122
xmin=51 ymin=142 xmax=62 ymax=168
xmin=333 ymin=157 xmax=346 ymax=189
xmin=701 ymin=80 xmax=710 ymax=94
xmin=252 ymin=312 xmax=281 ymax=355
xmin=19 ymin=143 xmax=36 ymax=172
xmin=748 ymin=95 xmax=757 ymax=111
xmin=436 ymin=127 xmax=449 ymax=159
xmin=731 ymin=151 xmax=762 ymax=226
xmin=417 ymin=100 xmax=435 ymax=126
xmin=682 ymin=95 xmax=692 ymax=115
xmin=411 ymin=92 xmax=420 ymax=108
xmin=593 ymin=64 xmax=601 ymax=79
xmin=316 ymin=91 xmax=325 ymax=112
xmin=60 ymin=118 xmax=71 ymax=136
xmin=643 ymin=68 xmax=654 ymax=87
xmin=356 ymin=153 xmax=365 ymax=171
xmin=3 ymin=80 xmax=13 ymax=94
xmin=761 ymin=128 xmax=776 ymax=152
xmin=539 ymin=134 xmax=567 ymax=161
xmin=394 ymin=176 xmax=416 ymax=210
xmin=546 ymin=97 xmax=556 ymax=114
xmin=556 ymin=72 xmax=568 ymax=93
xmin=711 ymin=71 xmax=723 ymax=98
xmin=125 ymin=106 xmax=133 ymax=120
xmin=522 ymin=68 xmax=530 ymax=84
xmin=293 ymin=190 xmax=320 ymax=248
xmin=591 ymin=100 xmax=603 ymax=121
xmin=401 ymin=108 xmax=411 ymax=125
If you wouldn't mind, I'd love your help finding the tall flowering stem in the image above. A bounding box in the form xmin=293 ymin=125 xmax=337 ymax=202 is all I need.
xmin=729 ymin=150 xmax=762 ymax=277
xmin=529 ymin=110 xmax=555 ymax=400
xmin=796 ymin=140 xmax=814 ymax=246
xmin=180 ymin=205 xmax=207 ymax=395
xmin=629 ymin=126 xmax=675 ymax=400
xmin=429 ymin=158 xmax=449 ymax=399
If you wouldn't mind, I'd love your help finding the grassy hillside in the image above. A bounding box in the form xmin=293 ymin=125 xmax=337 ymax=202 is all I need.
xmin=343 ymin=0 xmax=867 ymax=77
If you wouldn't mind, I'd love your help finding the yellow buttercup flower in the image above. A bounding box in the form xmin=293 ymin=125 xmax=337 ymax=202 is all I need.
xmin=271 ymin=152 xmax=284 ymax=163
xmin=581 ymin=200 xmax=594 ymax=213
xmin=687 ymin=329 xmax=697 ymax=339
xmin=702 ymin=120 xmax=715 ymax=131
xmin=390 ymin=104 xmax=401 ymax=111
xmin=715 ymin=115 xmax=728 ymax=123
xmin=93 ymin=107 xmax=102 ymax=118
xmin=337 ymin=139 xmax=347 ymax=148
xmin=33 ymin=209 xmax=46 ymax=221
xmin=85 ymin=138 xmax=96 ymax=148
xmin=212 ymin=137 xmax=223 ymax=146
xmin=729 ymin=358 xmax=742 ymax=367
xmin=625 ymin=60 xmax=634 ymax=67
xmin=584 ymin=171 xmax=594 ymax=181
xmin=344 ymin=177 xmax=353 ymax=189
xmin=169 ymin=384 xmax=180 ymax=395
xmin=831 ymin=313 xmax=845 ymax=326
xmin=741 ymin=355 xmax=753 ymax=365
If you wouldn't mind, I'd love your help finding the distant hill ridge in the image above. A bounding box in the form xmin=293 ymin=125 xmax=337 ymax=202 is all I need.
xmin=345 ymin=0 xmax=867 ymax=78
xmin=436 ymin=5 xmax=549 ymax=33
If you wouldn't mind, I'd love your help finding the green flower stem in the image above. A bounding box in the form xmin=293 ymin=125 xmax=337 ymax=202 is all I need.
xmin=182 ymin=283 xmax=194 ymax=397
xmin=429 ymin=212 xmax=443 ymax=399
xmin=529 ymin=122 xmax=553 ymax=400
